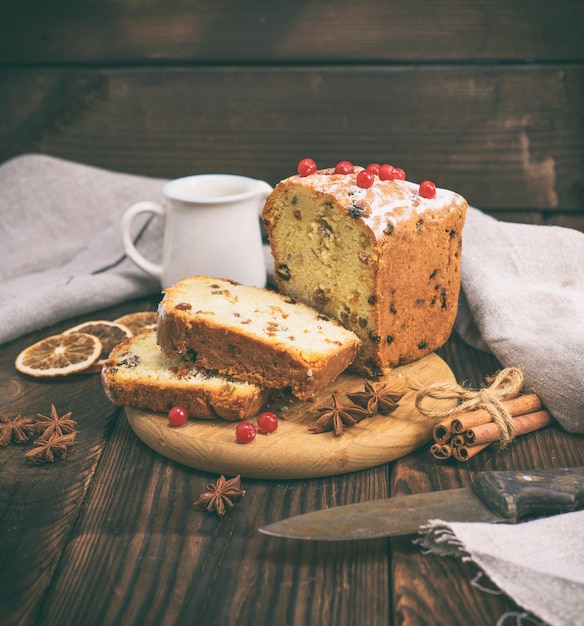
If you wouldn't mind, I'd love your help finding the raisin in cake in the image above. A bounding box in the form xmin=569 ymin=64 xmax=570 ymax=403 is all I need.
xmin=156 ymin=276 xmax=362 ymax=400
xmin=101 ymin=329 xmax=269 ymax=420
xmin=262 ymin=166 xmax=468 ymax=376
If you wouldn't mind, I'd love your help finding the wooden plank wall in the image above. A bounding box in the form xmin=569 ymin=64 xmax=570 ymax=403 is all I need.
xmin=1 ymin=1 xmax=583 ymax=229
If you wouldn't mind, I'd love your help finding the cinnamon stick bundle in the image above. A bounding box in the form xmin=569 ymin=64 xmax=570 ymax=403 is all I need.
xmin=429 ymin=394 xmax=552 ymax=462
xmin=431 ymin=393 xmax=542 ymax=445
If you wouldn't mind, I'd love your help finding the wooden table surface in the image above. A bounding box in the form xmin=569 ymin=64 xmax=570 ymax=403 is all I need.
xmin=1 ymin=295 xmax=582 ymax=626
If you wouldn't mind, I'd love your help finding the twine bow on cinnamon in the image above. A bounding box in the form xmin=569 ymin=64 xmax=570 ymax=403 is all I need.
xmin=414 ymin=367 xmax=525 ymax=447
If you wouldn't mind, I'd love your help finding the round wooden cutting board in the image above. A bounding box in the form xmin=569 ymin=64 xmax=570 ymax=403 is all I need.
xmin=126 ymin=352 xmax=456 ymax=479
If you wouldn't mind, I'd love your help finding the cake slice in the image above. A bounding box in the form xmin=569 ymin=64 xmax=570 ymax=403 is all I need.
xmin=262 ymin=165 xmax=468 ymax=376
xmin=156 ymin=276 xmax=362 ymax=400
xmin=101 ymin=329 xmax=270 ymax=420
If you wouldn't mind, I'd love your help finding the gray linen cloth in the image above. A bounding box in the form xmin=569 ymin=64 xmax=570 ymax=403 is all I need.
xmin=455 ymin=208 xmax=584 ymax=434
xmin=419 ymin=510 xmax=584 ymax=626
xmin=1 ymin=154 xmax=583 ymax=435
xmin=0 ymin=154 xmax=165 ymax=342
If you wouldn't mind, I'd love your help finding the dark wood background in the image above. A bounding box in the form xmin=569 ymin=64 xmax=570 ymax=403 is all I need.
xmin=1 ymin=0 xmax=583 ymax=228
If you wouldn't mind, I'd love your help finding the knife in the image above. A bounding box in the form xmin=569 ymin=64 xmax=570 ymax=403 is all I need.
xmin=259 ymin=467 xmax=584 ymax=541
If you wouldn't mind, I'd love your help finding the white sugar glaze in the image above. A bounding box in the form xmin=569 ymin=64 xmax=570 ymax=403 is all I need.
xmin=284 ymin=168 xmax=467 ymax=238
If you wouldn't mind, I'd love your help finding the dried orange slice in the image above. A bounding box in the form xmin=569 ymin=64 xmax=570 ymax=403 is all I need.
xmin=15 ymin=332 xmax=102 ymax=377
xmin=114 ymin=311 xmax=157 ymax=336
xmin=64 ymin=320 xmax=132 ymax=372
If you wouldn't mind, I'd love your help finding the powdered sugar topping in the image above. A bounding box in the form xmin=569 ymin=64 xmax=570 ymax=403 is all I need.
xmin=286 ymin=168 xmax=467 ymax=238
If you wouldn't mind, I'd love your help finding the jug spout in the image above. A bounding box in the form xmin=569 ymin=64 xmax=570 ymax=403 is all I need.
xmin=255 ymin=179 xmax=273 ymax=216
xmin=255 ymin=180 xmax=273 ymax=198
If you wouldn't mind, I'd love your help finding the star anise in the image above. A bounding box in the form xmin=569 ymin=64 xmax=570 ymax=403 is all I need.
xmin=194 ymin=475 xmax=246 ymax=516
xmin=0 ymin=415 xmax=38 ymax=446
xmin=35 ymin=405 xmax=77 ymax=439
xmin=309 ymin=394 xmax=369 ymax=436
xmin=25 ymin=431 xmax=78 ymax=463
xmin=346 ymin=381 xmax=404 ymax=415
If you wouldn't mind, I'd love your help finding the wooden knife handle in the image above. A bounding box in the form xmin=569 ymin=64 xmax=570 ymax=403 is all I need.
xmin=471 ymin=467 xmax=584 ymax=522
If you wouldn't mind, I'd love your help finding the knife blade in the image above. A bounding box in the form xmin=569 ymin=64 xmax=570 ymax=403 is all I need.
xmin=259 ymin=467 xmax=584 ymax=541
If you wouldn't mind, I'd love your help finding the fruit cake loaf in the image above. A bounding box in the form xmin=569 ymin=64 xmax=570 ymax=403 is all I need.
xmin=101 ymin=329 xmax=269 ymax=420
xmin=156 ymin=276 xmax=362 ymax=400
xmin=262 ymin=165 xmax=468 ymax=376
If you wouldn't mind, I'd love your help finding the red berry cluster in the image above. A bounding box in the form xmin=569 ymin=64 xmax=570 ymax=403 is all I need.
xmin=297 ymin=158 xmax=436 ymax=198
xmin=236 ymin=412 xmax=279 ymax=444
xmin=168 ymin=405 xmax=279 ymax=443
xmin=366 ymin=162 xmax=406 ymax=182
xmin=354 ymin=163 xmax=406 ymax=189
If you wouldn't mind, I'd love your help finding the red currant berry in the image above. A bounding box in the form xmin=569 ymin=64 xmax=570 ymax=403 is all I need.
xmin=366 ymin=163 xmax=381 ymax=175
xmin=257 ymin=411 xmax=278 ymax=434
xmin=378 ymin=164 xmax=396 ymax=181
xmin=297 ymin=158 xmax=317 ymax=177
xmin=419 ymin=180 xmax=437 ymax=199
xmin=334 ymin=160 xmax=354 ymax=175
xmin=235 ymin=421 xmax=256 ymax=443
xmin=393 ymin=167 xmax=406 ymax=180
xmin=168 ymin=405 xmax=188 ymax=427
xmin=356 ymin=170 xmax=375 ymax=189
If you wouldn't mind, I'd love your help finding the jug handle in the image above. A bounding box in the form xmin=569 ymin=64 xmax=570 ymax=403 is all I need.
xmin=121 ymin=201 xmax=164 ymax=281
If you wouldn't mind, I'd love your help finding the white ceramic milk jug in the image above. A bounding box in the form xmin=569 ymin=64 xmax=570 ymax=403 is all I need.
xmin=121 ymin=174 xmax=272 ymax=289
